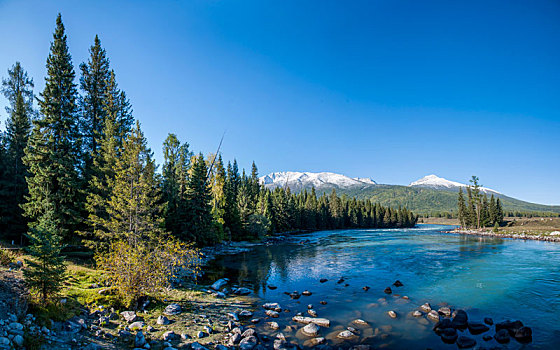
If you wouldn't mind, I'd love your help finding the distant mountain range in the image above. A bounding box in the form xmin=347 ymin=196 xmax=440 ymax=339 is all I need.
xmin=260 ymin=171 xmax=560 ymax=214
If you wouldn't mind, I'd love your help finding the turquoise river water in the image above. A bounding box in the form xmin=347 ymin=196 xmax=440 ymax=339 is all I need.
xmin=204 ymin=225 xmax=560 ymax=349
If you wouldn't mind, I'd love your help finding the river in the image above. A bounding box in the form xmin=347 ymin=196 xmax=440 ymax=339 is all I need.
xmin=204 ymin=224 xmax=560 ymax=349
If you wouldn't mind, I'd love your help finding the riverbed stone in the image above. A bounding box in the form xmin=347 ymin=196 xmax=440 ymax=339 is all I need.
xmin=352 ymin=319 xmax=368 ymax=326
xmin=393 ymin=280 xmax=403 ymax=287
xmin=228 ymin=333 xmax=242 ymax=346
xmin=494 ymin=329 xmax=510 ymax=344
xmin=121 ymin=311 xmax=137 ymax=323
xmin=387 ymin=311 xmax=397 ymax=319
xmin=483 ymin=317 xmax=493 ymax=325
xmin=440 ymin=328 xmax=457 ymax=344
xmin=427 ymin=310 xmax=440 ymax=322
xmin=162 ymin=331 xmax=176 ymax=341
xmin=130 ymin=321 xmax=145 ymax=331
xmin=263 ymin=303 xmax=282 ymax=312
xmin=164 ymin=304 xmax=182 ymax=315
xmin=438 ymin=307 xmax=451 ymax=317
xmin=302 ymin=290 xmax=312 ymax=296
xmin=412 ymin=310 xmax=423 ymax=317
xmin=467 ymin=322 xmax=489 ymax=335
xmin=134 ymin=331 xmax=146 ymax=347
xmin=157 ymin=315 xmax=170 ymax=325
xmin=419 ymin=303 xmax=431 ymax=313
xmin=319 ymin=279 xmax=328 ymax=283
xmin=307 ymin=309 xmax=318 ymax=317
xmin=456 ymin=335 xmax=476 ymax=348
xmin=303 ymin=337 xmax=325 ymax=347
xmin=211 ymin=278 xmax=229 ymax=291
xmin=267 ymin=322 xmax=279 ymax=330
xmin=515 ymin=326 xmax=532 ymax=343
xmin=239 ymin=335 xmax=257 ymax=350
xmin=302 ymin=323 xmax=320 ymax=337
xmin=239 ymin=310 xmax=253 ymax=318
xmin=383 ymin=287 xmax=392 ymax=294
xmin=337 ymin=330 xmax=356 ymax=340
xmin=451 ymin=310 xmax=468 ymax=329
xmin=292 ymin=316 xmax=330 ymax=328
xmin=266 ymin=310 xmax=279 ymax=318
xmin=235 ymin=288 xmax=252 ymax=296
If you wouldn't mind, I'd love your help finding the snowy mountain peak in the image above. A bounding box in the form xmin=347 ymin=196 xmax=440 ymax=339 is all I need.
xmin=260 ymin=171 xmax=377 ymax=191
xmin=409 ymin=174 xmax=499 ymax=193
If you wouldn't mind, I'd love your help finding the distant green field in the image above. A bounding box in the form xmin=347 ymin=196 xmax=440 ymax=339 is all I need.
xmin=317 ymin=185 xmax=560 ymax=215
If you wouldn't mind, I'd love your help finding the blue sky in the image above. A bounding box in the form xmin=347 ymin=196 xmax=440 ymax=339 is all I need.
xmin=0 ymin=0 xmax=559 ymax=205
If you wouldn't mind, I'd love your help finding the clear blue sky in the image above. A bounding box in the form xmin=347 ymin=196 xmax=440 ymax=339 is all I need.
xmin=0 ymin=0 xmax=559 ymax=205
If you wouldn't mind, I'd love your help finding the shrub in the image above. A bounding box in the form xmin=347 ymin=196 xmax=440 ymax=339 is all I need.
xmin=0 ymin=248 xmax=18 ymax=266
xmin=95 ymin=236 xmax=200 ymax=308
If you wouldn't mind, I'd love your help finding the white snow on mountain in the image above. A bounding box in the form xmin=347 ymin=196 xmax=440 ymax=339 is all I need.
xmin=260 ymin=171 xmax=377 ymax=190
xmin=409 ymin=174 xmax=499 ymax=193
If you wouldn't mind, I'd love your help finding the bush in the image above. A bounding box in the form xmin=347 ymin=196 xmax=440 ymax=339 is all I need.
xmin=95 ymin=236 xmax=200 ymax=308
xmin=0 ymin=248 xmax=18 ymax=266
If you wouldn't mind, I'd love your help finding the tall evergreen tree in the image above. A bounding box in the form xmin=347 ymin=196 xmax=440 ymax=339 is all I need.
xmin=210 ymin=155 xmax=227 ymax=227
xmin=185 ymin=153 xmax=215 ymax=245
xmin=24 ymin=200 xmax=66 ymax=302
xmin=80 ymin=35 xmax=110 ymax=181
xmin=0 ymin=62 xmax=34 ymax=241
xmin=23 ymin=14 xmax=82 ymax=242
xmin=469 ymin=176 xmax=482 ymax=229
xmin=457 ymin=188 xmax=467 ymax=228
xmin=102 ymin=121 xmax=163 ymax=247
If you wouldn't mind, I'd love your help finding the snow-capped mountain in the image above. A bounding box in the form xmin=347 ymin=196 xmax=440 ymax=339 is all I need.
xmin=409 ymin=174 xmax=499 ymax=193
xmin=260 ymin=171 xmax=377 ymax=191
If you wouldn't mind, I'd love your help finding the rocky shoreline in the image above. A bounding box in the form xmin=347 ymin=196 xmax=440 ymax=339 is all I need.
xmin=445 ymin=228 xmax=560 ymax=242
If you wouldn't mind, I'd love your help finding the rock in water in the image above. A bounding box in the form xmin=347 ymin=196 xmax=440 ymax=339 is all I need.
xmin=419 ymin=303 xmax=431 ymax=313
xmin=129 ymin=321 xmax=145 ymax=331
xmin=438 ymin=307 xmax=451 ymax=317
xmin=412 ymin=311 xmax=423 ymax=317
xmin=162 ymin=330 xmax=176 ymax=341
xmin=266 ymin=310 xmax=279 ymax=318
xmin=302 ymin=290 xmax=312 ymax=296
xmin=337 ymin=330 xmax=355 ymax=339
xmin=320 ymin=279 xmax=328 ymax=283
xmin=239 ymin=310 xmax=253 ymax=318
xmin=164 ymin=303 xmax=182 ymax=315
xmin=292 ymin=316 xmax=330 ymax=328
xmin=363 ymin=286 xmax=370 ymax=291
xmin=440 ymin=327 xmax=458 ymax=344
xmin=121 ymin=311 xmax=137 ymax=323
xmin=515 ymin=326 xmax=532 ymax=343
xmin=384 ymin=287 xmax=392 ymax=294
xmin=427 ymin=310 xmax=440 ymax=322
xmin=483 ymin=317 xmax=493 ymax=325
xmin=451 ymin=310 xmax=468 ymax=329
xmin=267 ymin=322 xmax=280 ymax=330
xmin=352 ymin=319 xmax=368 ymax=326
xmin=467 ymin=322 xmax=489 ymax=335
xmin=494 ymin=329 xmax=510 ymax=344
xmin=157 ymin=315 xmax=170 ymax=325
xmin=393 ymin=280 xmax=403 ymax=287
xmin=456 ymin=335 xmax=476 ymax=348
xmin=307 ymin=309 xmax=318 ymax=317
xmin=239 ymin=335 xmax=257 ymax=350
xmin=235 ymin=287 xmax=252 ymax=296
xmin=387 ymin=311 xmax=397 ymax=319
xmin=263 ymin=303 xmax=282 ymax=312
xmin=268 ymin=285 xmax=277 ymax=290
xmin=302 ymin=323 xmax=320 ymax=336
xmin=211 ymin=278 xmax=229 ymax=291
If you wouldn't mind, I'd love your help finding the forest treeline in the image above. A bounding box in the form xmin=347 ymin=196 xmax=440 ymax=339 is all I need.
xmin=0 ymin=14 xmax=417 ymax=251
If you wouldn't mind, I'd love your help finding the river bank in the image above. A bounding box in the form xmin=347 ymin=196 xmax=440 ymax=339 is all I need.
xmin=445 ymin=228 xmax=560 ymax=242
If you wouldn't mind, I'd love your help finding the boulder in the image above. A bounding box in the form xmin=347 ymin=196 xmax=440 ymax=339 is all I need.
xmin=496 ymin=320 xmax=524 ymax=336
xmin=129 ymin=321 xmax=145 ymax=331
xmin=308 ymin=309 xmax=318 ymax=317
xmin=228 ymin=333 xmax=242 ymax=346
xmin=265 ymin=310 xmax=279 ymax=318
xmin=302 ymin=323 xmax=320 ymax=337
xmin=267 ymin=322 xmax=279 ymax=330
xmin=456 ymin=335 xmax=476 ymax=348
xmin=514 ymin=326 xmax=532 ymax=343
xmin=121 ymin=311 xmax=137 ymax=323
xmin=419 ymin=303 xmax=431 ymax=313
xmin=393 ymin=280 xmax=403 ymax=287
xmin=235 ymin=288 xmax=252 ymax=296
xmin=162 ymin=331 xmax=176 ymax=341
xmin=433 ymin=318 xmax=453 ymax=335
xmin=134 ymin=331 xmax=146 ymax=347
xmin=352 ymin=319 xmax=368 ymax=326
xmin=337 ymin=330 xmax=356 ymax=339
xmin=494 ymin=329 xmax=510 ymax=344
xmin=483 ymin=317 xmax=493 ymax=325
xmin=440 ymin=328 xmax=457 ymax=344
xmin=303 ymin=337 xmax=325 ymax=347
xmin=241 ymin=328 xmax=257 ymax=338
xmin=263 ymin=303 xmax=282 ymax=312
xmin=157 ymin=315 xmax=170 ymax=325
xmin=387 ymin=311 xmax=397 ymax=319
xmin=319 ymin=279 xmax=328 ymax=283
xmin=437 ymin=307 xmax=451 ymax=317
xmin=239 ymin=310 xmax=253 ymax=318
xmin=451 ymin=310 xmax=468 ymax=329
xmin=12 ymin=335 xmax=24 ymax=347
xmin=239 ymin=335 xmax=258 ymax=350
xmin=191 ymin=342 xmax=210 ymax=350
xmin=302 ymin=290 xmax=312 ymax=296
xmin=211 ymin=278 xmax=229 ymax=291
xmin=412 ymin=311 xmax=422 ymax=317
xmin=383 ymin=287 xmax=392 ymax=294
xmin=292 ymin=316 xmax=330 ymax=328
xmin=164 ymin=303 xmax=182 ymax=316
xmin=467 ymin=322 xmax=489 ymax=335
xmin=427 ymin=310 xmax=440 ymax=322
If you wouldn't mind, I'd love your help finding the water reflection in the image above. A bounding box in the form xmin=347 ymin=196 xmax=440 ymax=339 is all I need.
xmin=204 ymin=225 xmax=560 ymax=348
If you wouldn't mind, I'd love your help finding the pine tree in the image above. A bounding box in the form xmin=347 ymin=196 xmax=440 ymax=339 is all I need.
xmin=102 ymin=121 xmax=163 ymax=246
xmin=82 ymin=70 xmax=133 ymax=250
xmin=80 ymin=35 xmax=110 ymax=183
xmin=23 ymin=14 xmax=82 ymax=242
xmin=495 ymin=198 xmax=504 ymax=226
xmin=489 ymin=194 xmax=497 ymax=226
xmin=210 ymin=155 xmax=226 ymax=226
xmin=224 ymin=161 xmax=241 ymax=236
xmin=469 ymin=176 xmax=482 ymax=229
xmin=457 ymin=188 xmax=467 ymax=228
xmin=185 ymin=153 xmax=215 ymax=245
xmin=0 ymin=62 xmax=34 ymax=241
xmin=24 ymin=200 xmax=66 ymax=302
